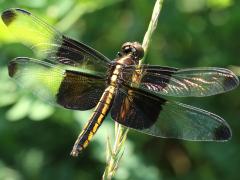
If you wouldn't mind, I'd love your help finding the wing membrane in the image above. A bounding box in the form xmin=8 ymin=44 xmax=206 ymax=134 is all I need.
xmin=1 ymin=8 xmax=110 ymax=75
xmin=8 ymin=57 xmax=106 ymax=110
xmin=122 ymin=65 xmax=239 ymax=97
xmin=111 ymin=85 xmax=231 ymax=141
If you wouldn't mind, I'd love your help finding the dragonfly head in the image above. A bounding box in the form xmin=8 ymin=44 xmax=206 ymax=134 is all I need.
xmin=120 ymin=42 xmax=144 ymax=62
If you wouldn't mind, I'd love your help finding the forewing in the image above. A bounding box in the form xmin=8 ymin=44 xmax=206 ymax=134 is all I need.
xmin=1 ymin=8 xmax=110 ymax=75
xmin=8 ymin=57 xmax=105 ymax=110
xmin=121 ymin=65 xmax=239 ymax=97
xmin=111 ymin=85 xmax=231 ymax=141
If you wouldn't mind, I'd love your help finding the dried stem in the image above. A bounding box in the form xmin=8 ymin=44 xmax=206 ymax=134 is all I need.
xmin=102 ymin=0 xmax=164 ymax=179
xmin=141 ymin=0 xmax=164 ymax=63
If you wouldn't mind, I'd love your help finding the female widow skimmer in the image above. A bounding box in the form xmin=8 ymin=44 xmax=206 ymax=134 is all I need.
xmin=1 ymin=8 xmax=239 ymax=157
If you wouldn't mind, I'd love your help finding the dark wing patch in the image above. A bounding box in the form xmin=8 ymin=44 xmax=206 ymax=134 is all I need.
xmin=8 ymin=57 xmax=106 ymax=110
xmin=111 ymin=84 xmax=232 ymax=141
xmin=1 ymin=9 xmax=17 ymax=25
xmin=57 ymin=70 xmax=105 ymax=110
xmin=8 ymin=60 xmax=18 ymax=77
xmin=111 ymin=85 xmax=166 ymax=129
xmin=56 ymin=36 xmax=85 ymax=66
xmin=214 ymin=125 xmax=231 ymax=140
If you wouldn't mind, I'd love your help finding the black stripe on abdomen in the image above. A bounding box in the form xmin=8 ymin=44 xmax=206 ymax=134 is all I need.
xmin=70 ymin=88 xmax=114 ymax=156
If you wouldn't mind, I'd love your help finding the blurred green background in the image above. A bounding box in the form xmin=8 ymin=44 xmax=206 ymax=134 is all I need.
xmin=0 ymin=0 xmax=240 ymax=179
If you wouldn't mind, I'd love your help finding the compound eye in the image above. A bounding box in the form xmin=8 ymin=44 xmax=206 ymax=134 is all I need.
xmin=121 ymin=42 xmax=144 ymax=59
xmin=123 ymin=46 xmax=132 ymax=54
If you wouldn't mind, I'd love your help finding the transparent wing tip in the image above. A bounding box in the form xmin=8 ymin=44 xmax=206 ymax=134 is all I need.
xmin=2 ymin=9 xmax=17 ymax=26
xmin=1 ymin=8 xmax=31 ymax=26
xmin=8 ymin=57 xmax=30 ymax=77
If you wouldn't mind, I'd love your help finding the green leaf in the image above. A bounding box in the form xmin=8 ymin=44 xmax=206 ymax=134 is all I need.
xmin=6 ymin=96 xmax=32 ymax=121
xmin=29 ymin=100 xmax=54 ymax=121
xmin=207 ymin=0 xmax=233 ymax=8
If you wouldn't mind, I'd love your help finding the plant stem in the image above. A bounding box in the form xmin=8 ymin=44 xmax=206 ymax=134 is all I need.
xmin=141 ymin=0 xmax=164 ymax=63
xmin=103 ymin=0 xmax=164 ymax=179
xmin=102 ymin=123 xmax=128 ymax=179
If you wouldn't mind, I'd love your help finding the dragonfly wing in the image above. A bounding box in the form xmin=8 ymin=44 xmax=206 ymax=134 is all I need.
xmin=111 ymin=84 xmax=231 ymax=141
xmin=8 ymin=57 xmax=106 ymax=110
xmin=1 ymin=8 xmax=111 ymax=75
xmin=121 ymin=65 xmax=239 ymax=97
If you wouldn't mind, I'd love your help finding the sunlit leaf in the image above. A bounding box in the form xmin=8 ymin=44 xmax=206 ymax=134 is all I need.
xmin=16 ymin=0 xmax=47 ymax=8
xmin=56 ymin=0 xmax=123 ymax=31
xmin=29 ymin=100 xmax=55 ymax=121
xmin=207 ymin=0 xmax=233 ymax=8
xmin=6 ymin=96 xmax=32 ymax=121
xmin=0 ymin=161 xmax=22 ymax=180
xmin=177 ymin=0 xmax=206 ymax=13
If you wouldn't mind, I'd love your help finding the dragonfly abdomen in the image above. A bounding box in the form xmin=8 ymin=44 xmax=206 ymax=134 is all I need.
xmin=70 ymin=85 xmax=115 ymax=157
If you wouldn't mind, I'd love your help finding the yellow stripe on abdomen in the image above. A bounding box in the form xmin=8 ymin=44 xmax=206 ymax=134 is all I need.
xmin=70 ymin=85 xmax=116 ymax=157
xmin=70 ymin=63 xmax=122 ymax=156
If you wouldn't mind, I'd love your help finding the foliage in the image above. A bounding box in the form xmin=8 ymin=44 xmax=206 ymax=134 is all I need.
xmin=0 ymin=0 xmax=240 ymax=179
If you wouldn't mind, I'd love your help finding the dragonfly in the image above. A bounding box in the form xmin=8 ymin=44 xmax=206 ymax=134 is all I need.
xmin=1 ymin=8 xmax=239 ymax=157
